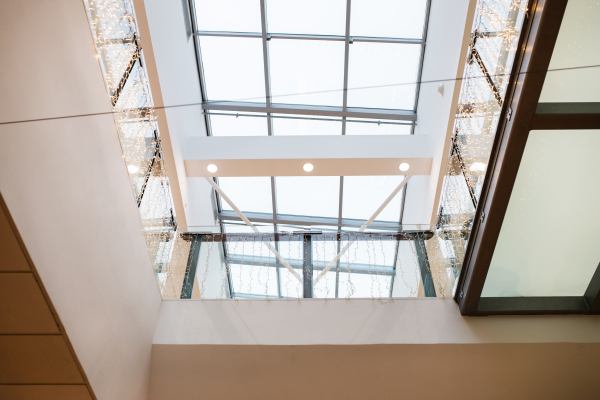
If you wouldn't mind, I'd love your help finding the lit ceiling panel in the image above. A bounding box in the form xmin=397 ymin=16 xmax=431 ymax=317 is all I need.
xmin=200 ymin=37 xmax=265 ymax=101
xmin=350 ymin=0 xmax=428 ymax=38
xmin=194 ymin=0 xmax=262 ymax=32
xmin=347 ymin=42 xmax=421 ymax=110
xmin=267 ymin=0 xmax=346 ymax=36
xmin=269 ymin=39 xmax=345 ymax=106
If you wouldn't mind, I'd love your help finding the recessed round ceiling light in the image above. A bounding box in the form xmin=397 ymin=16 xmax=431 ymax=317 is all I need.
xmin=303 ymin=163 xmax=314 ymax=172
xmin=470 ymin=162 xmax=486 ymax=172
xmin=399 ymin=163 xmax=410 ymax=172
xmin=127 ymin=165 xmax=139 ymax=174
xmin=207 ymin=164 xmax=218 ymax=173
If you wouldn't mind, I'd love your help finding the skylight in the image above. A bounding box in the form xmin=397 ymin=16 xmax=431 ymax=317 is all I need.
xmin=188 ymin=0 xmax=431 ymax=298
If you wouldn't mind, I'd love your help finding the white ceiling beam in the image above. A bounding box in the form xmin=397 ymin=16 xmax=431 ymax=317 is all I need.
xmin=184 ymin=135 xmax=432 ymax=177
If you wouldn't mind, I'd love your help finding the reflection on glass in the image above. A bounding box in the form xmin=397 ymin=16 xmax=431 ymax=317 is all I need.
xmin=539 ymin=0 xmax=600 ymax=102
xmin=343 ymin=176 xmax=404 ymax=222
xmin=345 ymin=120 xmax=411 ymax=135
xmin=347 ymin=42 xmax=421 ymax=110
xmin=276 ymin=176 xmax=340 ymax=218
xmin=210 ymin=113 xmax=268 ymax=136
xmin=391 ymin=241 xmax=420 ymax=297
xmin=269 ymin=39 xmax=344 ymax=106
xmin=194 ymin=0 xmax=262 ymax=32
xmin=200 ymin=37 xmax=265 ymax=101
xmin=218 ymin=177 xmax=273 ymax=214
xmin=267 ymin=0 xmax=346 ymax=36
xmin=350 ymin=0 xmax=427 ymax=39
xmin=273 ymin=116 xmax=341 ymax=135
xmin=482 ymin=130 xmax=600 ymax=297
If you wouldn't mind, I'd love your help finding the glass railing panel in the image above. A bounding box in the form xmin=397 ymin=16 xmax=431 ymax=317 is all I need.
xmin=430 ymin=0 xmax=529 ymax=296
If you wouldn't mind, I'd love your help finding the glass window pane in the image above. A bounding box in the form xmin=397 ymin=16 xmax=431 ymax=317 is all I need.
xmin=218 ymin=177 xmax=273 ymax=214
xmin=391 ymin=241 xmax=420 ymax=297
xmin=210 ymin=113 xmax=268 ymax=136
xmin=338 ymin=272 xmax=390 ymax=298
xmin=273 ymin=115 xmax=342 ymax=135
xmin=345 ymin=120 xmax=412 ymax=135
xmin=313 ymin=271 xmax=337 ymax=298
xmin=276 ymin=176 xmax=340 ymax=218
xmin=194 ymin=0 xmax=262 ymax=32
xmin=269 ymin=39 xmax=344 ymax=106
xmin=350 ymin=0 xmax=427 ymax=39
xmin=347 ymin=42 xmax=421 ymax=110
xmin=200 ymin=37 xmax=265 ymax=101
xmin=539 ymin=0 xmax=600 ymax=102
xmin=230 ymin=264 xmax=279 ymax=297
xmin=342 ymin=176 xmax=404 ymax=222
xmin=481 ymin=130 xmax=600 ymax=297
xmin=267 ymin=0 xmax=346 ymax=36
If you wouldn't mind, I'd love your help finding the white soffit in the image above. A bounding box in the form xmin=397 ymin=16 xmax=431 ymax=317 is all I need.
xmin=184 ymin=135 xmax=432 ymax=176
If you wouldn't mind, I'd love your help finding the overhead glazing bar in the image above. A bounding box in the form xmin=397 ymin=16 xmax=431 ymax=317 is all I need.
xmin=194 ymin=30 xmax=423 ymax=45
xmin=201 ymin=101 xmax=417 ymax=121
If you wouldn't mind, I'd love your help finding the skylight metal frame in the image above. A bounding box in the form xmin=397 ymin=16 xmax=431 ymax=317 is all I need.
xmin=187 ymin=0 xmax=432 ymax=298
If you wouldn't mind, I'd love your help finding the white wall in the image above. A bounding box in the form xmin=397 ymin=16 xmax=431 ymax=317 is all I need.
xmin=154 ymin=298 xmax=600 ymax=345
xmin=406 ymin=0 xmax=475 ymax=226
xmin=0 ymin=1 xmax=162 ymax=399
xmin=141 ymin=0 xmax=214 ymax=228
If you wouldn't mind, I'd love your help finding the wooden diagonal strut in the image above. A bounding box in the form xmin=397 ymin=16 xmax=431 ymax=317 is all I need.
xmin=204 ymin=177 xmax=302 ymax=282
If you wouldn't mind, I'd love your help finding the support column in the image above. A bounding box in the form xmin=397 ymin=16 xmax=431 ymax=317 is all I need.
xmin=414 ymin=234 xmax=436 ymax=297
xmin=180 ymin=236 xmax=201 ymax=299
xmin=303 ymin=234 xmax=313 ymax=298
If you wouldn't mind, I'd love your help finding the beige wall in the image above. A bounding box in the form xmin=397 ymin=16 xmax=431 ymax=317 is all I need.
xmin=150 ymin=342 xmax=600 ymax=400
xmin=151 ymin=299 xmax=600 ymax=400
xmin=0 ymin=0 xmax=162 ymax=399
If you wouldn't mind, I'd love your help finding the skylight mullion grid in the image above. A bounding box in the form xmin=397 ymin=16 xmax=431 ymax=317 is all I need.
xmin=411 ymin=0 xmax=432 ymax=134
xmin=187 ymin=0 xmax=213 ymax=137
xmin=270 ymin=176 xmax=282 ymax=297
xmin=341 ymin=0 xmax=351 ymax=135
xmin=259 ymin=0 xmax=274 ymax=136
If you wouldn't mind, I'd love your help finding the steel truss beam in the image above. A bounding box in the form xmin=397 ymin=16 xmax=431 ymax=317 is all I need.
xmin=201 ymin=101 xmax=417 ymax=121
xmin=194 ymin=30 xmax=423 ymax=45
xmin=218 ymin=210 xmax=427 ymax=232
xmin=226 ymin=254 xmax=396 ymax=277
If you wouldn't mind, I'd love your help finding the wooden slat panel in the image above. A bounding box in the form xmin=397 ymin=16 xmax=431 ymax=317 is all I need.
xmin=0 ymin=336 xmax=84 ymax=384
xmin=0 ymin=385 xmax=92 ymax=400
xmin=0 ymin=273 xmax=59 ymax=334
xmin=0 ymin=205 xmax=30 ymax=272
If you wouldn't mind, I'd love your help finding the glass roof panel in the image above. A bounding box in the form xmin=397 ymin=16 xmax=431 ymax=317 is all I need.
xmin=267 ymin=0 xmax=346 ymax=36
xmin=276 ymin=176 xmax=340 ymax=218
xmin=345 ymin=120 xmax=412 ymax=135
xmin=273 ymin=115 xmax=342 ymax=135
xmin=347 ymin=42 xmax=421 ymax=110
xmin=342 ymin=176 xmax=404 ymax=222
xmin=482 ymin=130 xmax=600 ymax=297
xmin=539 ymin=0 xmax=600 ymax=103
xmin=218 ymin=177 xmax=273 ymax=214
xmin=210 ymin=113 xmax=269 ymax=136
xmin=194 ymin=0 xmax=262 ymax=32
xmin=350 ymin=0 xmax=427 ymax=39
xmin=269 ymin=39 xmax=345 ymax=106
xmin=200 ymin=37 xmax=265 ymax=101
